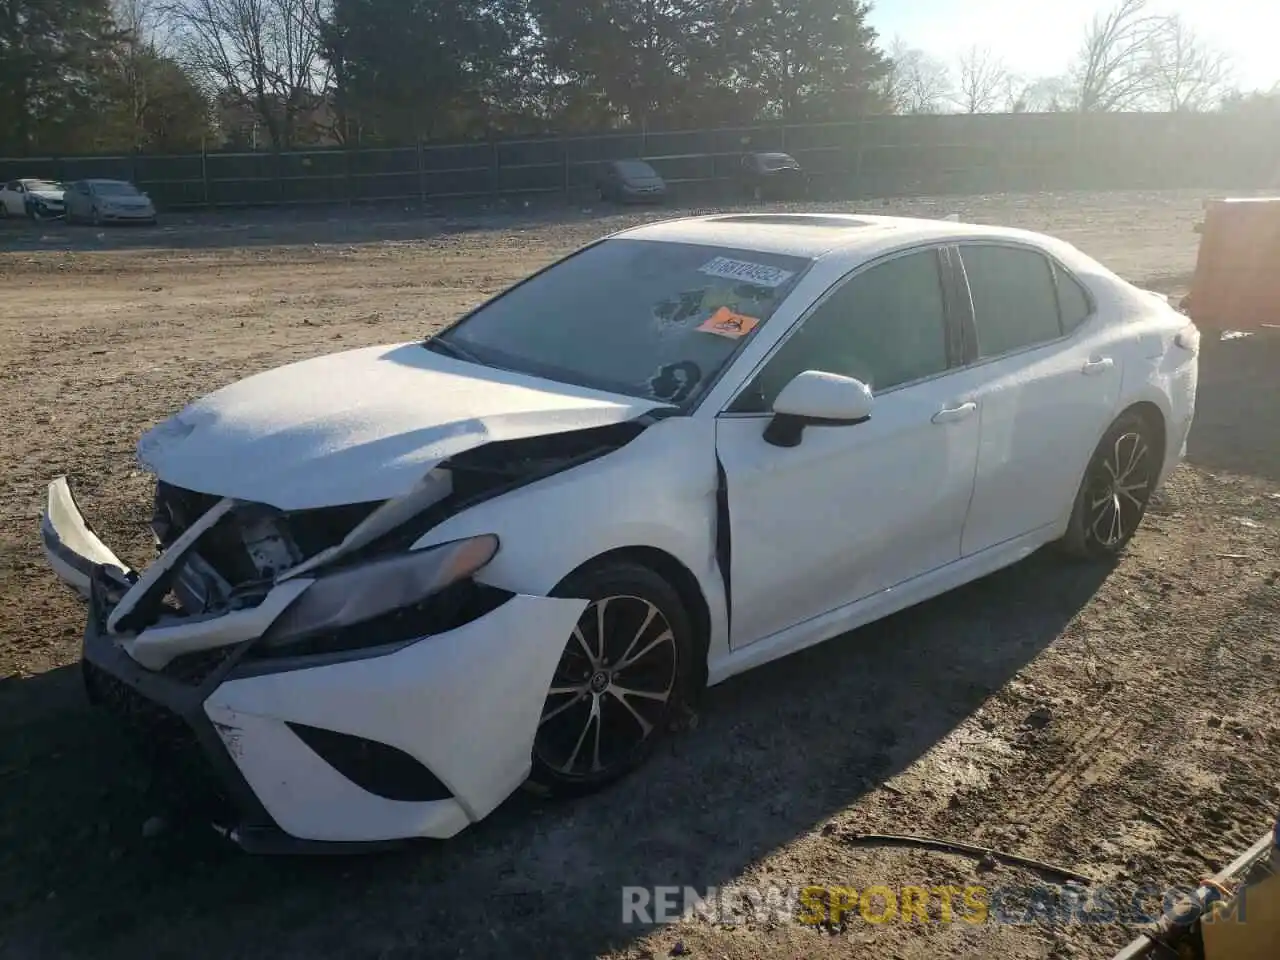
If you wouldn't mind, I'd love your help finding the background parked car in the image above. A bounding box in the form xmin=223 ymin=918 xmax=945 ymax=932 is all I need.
xmin=0 ymin=179 xmax=65 ymax=220
xmin=64 ymin=179 xmax=157 ymax=225
xmin=595 ymin=159 xmax=667 ymax=204
xmin=738 ymin=152 xmax=807 ymax=201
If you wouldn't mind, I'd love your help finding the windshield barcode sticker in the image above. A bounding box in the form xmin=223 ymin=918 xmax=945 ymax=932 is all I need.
xmin=698 ymin=257 xmax=795 ymax=288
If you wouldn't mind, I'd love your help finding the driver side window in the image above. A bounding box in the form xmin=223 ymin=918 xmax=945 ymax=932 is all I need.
xmin=729 ymin=248 xmax=951 ymax=413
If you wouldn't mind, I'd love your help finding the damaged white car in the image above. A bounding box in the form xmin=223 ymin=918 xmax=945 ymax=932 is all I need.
xmin=42 ymin=213 xmax=1198 ymax=852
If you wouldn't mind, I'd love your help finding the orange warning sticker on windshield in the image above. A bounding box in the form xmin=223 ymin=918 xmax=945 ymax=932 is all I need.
xmin=697 ymin=306 xmax=760 ymax=339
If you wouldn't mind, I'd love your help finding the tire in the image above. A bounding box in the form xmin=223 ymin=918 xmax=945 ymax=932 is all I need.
xmin=527 ymin=559 xmax=695 ymax=797
xmin=1060 ymin=411 xmax=1160 ymax=559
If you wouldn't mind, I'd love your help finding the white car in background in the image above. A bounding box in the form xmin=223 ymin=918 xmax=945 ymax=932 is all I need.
xmin=40 ymin=213 xmax=1199 ymax=852
xmin=0 ymin=178 xmax=65 ymax=219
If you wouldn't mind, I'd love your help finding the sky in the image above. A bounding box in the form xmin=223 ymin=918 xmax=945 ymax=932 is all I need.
xmin=866 ymin=0 xmax=1280 ymax=93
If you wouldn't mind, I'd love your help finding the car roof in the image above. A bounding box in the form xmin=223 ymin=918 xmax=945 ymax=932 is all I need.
xmin=86 ymin=179 xmax=131 ymax=185
xmin=612 ymin=213 xmax=1056 ymax=261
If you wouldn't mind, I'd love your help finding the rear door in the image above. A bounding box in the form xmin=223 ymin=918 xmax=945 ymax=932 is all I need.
xmin=1 ymin=182 xmax=22 ymax=215
xmin=715 ymin=246 xmax=981 ymax=648
xmin=953 ymin=243 xmax=1121 ymax=556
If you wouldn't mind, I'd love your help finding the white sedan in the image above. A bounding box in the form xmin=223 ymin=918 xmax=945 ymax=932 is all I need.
xmin=41 ymin=213 xmax=1199 ymax=852
xmin=0 ymin=178 xmax=65 ymax=219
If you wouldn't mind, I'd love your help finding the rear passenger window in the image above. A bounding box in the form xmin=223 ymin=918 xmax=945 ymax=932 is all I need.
xmin=1055 ymin=267 xmax=1092 ymax=333
xmin=960 ymin=245 xmax=1062 ymax=358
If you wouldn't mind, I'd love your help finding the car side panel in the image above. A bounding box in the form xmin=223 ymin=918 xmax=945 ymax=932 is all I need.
xmin=409 ymin=417 xmax=731 ymax=667
xmin=959 ymin=320 xmax=1123 ymax=555
xmin=1114 ymin=304 xmax=1199 ymax=487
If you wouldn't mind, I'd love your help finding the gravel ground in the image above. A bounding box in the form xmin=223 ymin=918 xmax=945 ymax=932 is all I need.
xmin=0 ymin=190 xmax=1276 ymax=960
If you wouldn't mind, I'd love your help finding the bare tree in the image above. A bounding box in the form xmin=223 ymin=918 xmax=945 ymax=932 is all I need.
xmin=113 ymin=0 xmax=169 ymax=147
xmin=1020 ymin=75 xmax=1073 ymax=112
xmin=1146 ymin=14 xmax=1233 ymax=111
xmin=1071 ymin=0 xmax=1170 ymax=111
xmin=954 ymin=45 xmax=1008 ymax=113
xmin=885 ymin=39 xmax=953 ymax=114
xmin=165 ymin=0 xmax=330 ymax=148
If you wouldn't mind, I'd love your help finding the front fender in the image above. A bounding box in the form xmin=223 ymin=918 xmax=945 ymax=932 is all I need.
xmin=411 ymin=417 xmax=730 ymax=666
xmin=414 ymin=417 xmax=719 ymax=594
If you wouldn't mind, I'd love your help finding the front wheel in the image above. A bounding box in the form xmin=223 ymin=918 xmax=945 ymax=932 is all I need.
xmin=528 ymin=560 xmax=694 ymax=797
xmin=1060 ymin=412 xmax=1160 ymax=559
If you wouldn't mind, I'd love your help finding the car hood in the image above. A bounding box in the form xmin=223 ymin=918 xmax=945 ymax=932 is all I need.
xmin=137 ymin=342 xmax=664 ymax=510
xmin=624 ymin=177 xmax=665 ymax=188
xmin=29 ymin=189 xmax=63 ymax=202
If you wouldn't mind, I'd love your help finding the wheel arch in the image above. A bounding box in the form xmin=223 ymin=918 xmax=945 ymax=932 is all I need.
xmin=1114 ymin=399 xmax=1167 ymax=469
xmin=555 ymin=545 xmax=712 ymax=692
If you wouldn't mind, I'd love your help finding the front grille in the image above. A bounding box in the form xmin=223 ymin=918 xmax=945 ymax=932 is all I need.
xmin=84 ymin=661 xmax=233 ymax=820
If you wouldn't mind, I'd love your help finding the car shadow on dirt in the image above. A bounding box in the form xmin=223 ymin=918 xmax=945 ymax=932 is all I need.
xmin=0 ymin=550 xmax=1111 ymax=960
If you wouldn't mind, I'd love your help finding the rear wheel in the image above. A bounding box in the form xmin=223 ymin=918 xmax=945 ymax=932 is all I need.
xmin=528 ymin=560 xmax=693 ymax=796
xmin=1060 ymin=412 xmax=1160 ymax=559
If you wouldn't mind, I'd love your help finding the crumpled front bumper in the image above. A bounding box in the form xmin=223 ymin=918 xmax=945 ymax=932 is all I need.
xmin=40 ymin=477 xmax=587 ymax=850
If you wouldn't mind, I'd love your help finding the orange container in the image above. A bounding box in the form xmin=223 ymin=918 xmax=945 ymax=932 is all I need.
xmin=1188 ymin=197 xmax=1280 ymax=331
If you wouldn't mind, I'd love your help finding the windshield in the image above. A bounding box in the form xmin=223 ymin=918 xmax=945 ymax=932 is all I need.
xmin=94 ymin=181 xmax=140 ymax=196
xmin=430 ymin=239 xmax=811 ymax=405
xmin=615 ymin=160 xmax=658 ymax=180
xmin=23 ymin=180 xmax=61 ymax=191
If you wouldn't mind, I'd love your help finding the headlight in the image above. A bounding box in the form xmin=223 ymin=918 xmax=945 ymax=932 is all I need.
xmin=261 ymin=534 xmax=498 ymax=649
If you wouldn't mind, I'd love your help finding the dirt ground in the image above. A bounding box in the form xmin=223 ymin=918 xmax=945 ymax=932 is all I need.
xmin=0 ymin=190 xmax=1277 ymax=960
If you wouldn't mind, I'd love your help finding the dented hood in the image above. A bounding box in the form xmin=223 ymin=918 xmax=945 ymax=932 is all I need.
xmin=138 ymin=342 xmax=660 ymax=509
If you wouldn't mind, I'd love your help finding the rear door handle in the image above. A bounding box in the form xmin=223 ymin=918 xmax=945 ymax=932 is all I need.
xmin=932 ymin=402 xmax=977 ymax=424
xmin=1082 ymin=357 xmax=1114 ymax=376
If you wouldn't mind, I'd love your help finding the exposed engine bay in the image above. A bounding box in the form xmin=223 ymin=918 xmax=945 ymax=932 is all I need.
xmin=131 ymin=418 xmax=651 ymax=642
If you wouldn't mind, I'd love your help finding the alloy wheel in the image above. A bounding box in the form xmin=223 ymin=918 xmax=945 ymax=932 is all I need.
xmin=535 ymin=595 xmax=678 ymax=779
xmin=1085 ymin=431 xmax=1152 ymax=548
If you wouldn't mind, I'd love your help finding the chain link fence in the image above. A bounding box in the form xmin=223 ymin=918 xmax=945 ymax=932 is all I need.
xmin=2 ymin=112 xmax=1277 ymax=211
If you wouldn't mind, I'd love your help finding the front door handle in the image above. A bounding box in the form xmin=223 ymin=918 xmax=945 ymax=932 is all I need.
xmin=1082 ymin=357 xmax=1115 ymax=376
xmin=932 ymin=402 xmax=978 ymax=424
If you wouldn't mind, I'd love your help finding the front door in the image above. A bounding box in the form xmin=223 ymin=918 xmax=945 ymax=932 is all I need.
xmin=715 ymin=247 xmax=981 ymax=649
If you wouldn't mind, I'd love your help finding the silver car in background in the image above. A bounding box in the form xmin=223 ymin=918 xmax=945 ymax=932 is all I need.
xmin=64 ymin=179 xmax=157 ymax=225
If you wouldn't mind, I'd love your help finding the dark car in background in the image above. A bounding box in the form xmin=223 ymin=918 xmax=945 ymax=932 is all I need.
xmin=739 ymin=152 xmax=807 ymax=201
xmin=595 ymin=159 xmax=667 ymax=204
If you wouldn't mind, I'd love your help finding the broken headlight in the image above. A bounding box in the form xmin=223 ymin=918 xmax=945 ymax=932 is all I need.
xmin=258 ymin=534 xmax=499 ymax=655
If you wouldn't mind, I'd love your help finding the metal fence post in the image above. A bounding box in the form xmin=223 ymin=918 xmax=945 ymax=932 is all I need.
xmin=562 ymin=138 xmax=570 ymax=202
xmin=201 ymin=141 xmax=210 ymax=209
xmin=853 ymin=117 xmax=866 ymax=197
xmin=417 ymin=139 xmax=426 ymax=205
xmin=346 ymin=144 xmax=356 ymax=205
xmin=490 ymin=139 xmax=500 ymax=200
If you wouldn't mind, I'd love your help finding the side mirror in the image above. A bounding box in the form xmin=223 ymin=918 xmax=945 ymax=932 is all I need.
xmin=764 ymin=370 xmax=873 ymax=448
